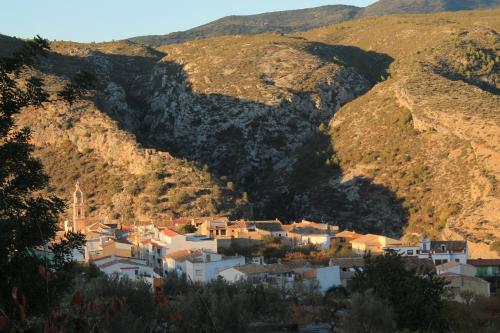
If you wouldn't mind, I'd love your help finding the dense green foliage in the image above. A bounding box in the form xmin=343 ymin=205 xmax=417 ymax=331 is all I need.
xmin=177 ymin=222 xmax=197 ymax=234
xmin=352 ymin=253 xmax=448 ymax=332
xmin=0 ymin=36 xmax=89 ymax=327
xmin=346 ymin=290 xmax=396 ymax=333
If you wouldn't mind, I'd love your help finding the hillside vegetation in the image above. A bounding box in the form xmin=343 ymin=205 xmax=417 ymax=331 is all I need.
xmin=3 ymin=8 xmax=499 ymax=257
xmin=128 ymin=0 xmax=500 ymax=46
xmin=302 ymin=9 xmax=500 ymax=256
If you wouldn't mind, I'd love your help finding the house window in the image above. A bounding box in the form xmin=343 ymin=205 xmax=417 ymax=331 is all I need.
xmin=135 ymin=270 xmax=139 ymax=275
xmin=441 ymin=245 xmax=446 ymax=252
xmin=407 ymin=250 xmax=414 ymax=255
xmin=195 ymin=269 xmax=202 ymax=277
xmin=455 ymin=259 xmax=460 ymax=263
xmin=157 ymin=248 xmax=161 ymax=255
xmin=221 ymin=230 xmax=226 ymax=236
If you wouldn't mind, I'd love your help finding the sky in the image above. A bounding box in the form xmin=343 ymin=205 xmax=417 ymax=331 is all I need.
xmin=0 ymin=0 xmax=376 ymax=42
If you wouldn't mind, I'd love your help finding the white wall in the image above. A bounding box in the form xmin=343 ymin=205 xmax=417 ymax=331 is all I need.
xmin=303 ymin=235 xmax=331 ymax=249
xmin=164 ymin=236 xmax=218 ymax=255
xmin=424 ymin=253 xmax=468 ymax=265
xmin=218 ymin=267 xmax=247 ymax=283
xmin=384 ymin=246 xmax=420 ymax=256
xmin=186 ymin=256 xmax=245 ymax=283
xmin=437 ymin=264 xmax=477 ymax=277
xmin=316 ymin=266 xmax=341 ymax=294
xmin=98 ymin=262 xmax=154 ymax=281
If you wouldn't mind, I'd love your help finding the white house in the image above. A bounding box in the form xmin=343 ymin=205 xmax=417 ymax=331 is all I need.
xmin=383 ymin=245 xmax=420 ymax=256
xmin=84 ymin=236 xmax=113 ymax=260
xmin=252 ymin=221 xmax=287 ymax=238
xmin=350 ymin=234 xmax=402 ymax=254
xmin=218 ymin=264 xmax=270 ymax=283
xmin=303 ymin=234 xmax=331 ymax=250
xmin=284 ymin=220 xmax=337 ymax=250
xmin=419 ymin=239 xmax=468 ymax=265
xmin=436 ymin=261 xmax=477 ymax=277
xmin=315 ymin=266 xmax=342 ymax=293
xmin=164 ymin=249 xmax=245 ymax=283
xmin=92 ymin=255 xmax=159 ymax=285
xmin=138 ymin=228 xmax=219 ymax=275
xmin=219 ymin=263 xmax=341 ymax=294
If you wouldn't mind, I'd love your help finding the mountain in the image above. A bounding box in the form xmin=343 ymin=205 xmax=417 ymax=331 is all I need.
xmin=128 ymin=0 xmax=500 ymax=46
xmin=128 ymin=5 xmax=360 ymax=46
xmin=3 ymin=8 xmax=499 ymax=258
xmin=360 ymin=0 xmax=500 ymax=16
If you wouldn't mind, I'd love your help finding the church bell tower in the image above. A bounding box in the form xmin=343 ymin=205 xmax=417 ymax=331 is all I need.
xmin=73 ymin=181 xmax=86 ymax=232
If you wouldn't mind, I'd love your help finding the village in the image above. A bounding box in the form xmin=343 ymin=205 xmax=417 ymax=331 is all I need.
xmin=58 ymin=182 xmax=499 ymax=303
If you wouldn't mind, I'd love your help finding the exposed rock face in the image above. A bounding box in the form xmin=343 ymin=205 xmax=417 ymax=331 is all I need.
xmin=3 ymin=9 xmax=499 ymax=256
xmin=304 ymin=10 xmax=500 ymax=255
xmin=13 ymin=36 xmax=377 ymax=225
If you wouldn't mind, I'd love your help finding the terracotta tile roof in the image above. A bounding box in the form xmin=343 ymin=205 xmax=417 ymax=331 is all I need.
xmin=164 ymin=249 xmax=199 ymax=262
xmin=350 ymin=234 xmax=380 ymax=245
xmin=468 ymin=259 xmax=500 ymax=267
xmin=231 ymin=220 xmax=249 ymax=229
xmin=90 ymin=254 xmax=135 ymax=262
xmin=141 ymin=239 xmax=153 ymax=244
xmin=163 ymin=228 xmax=179 ymax=237
xmin=335 ymin=230 xmax=363 ymax=239
xmin=172 ymin=217 xmax=192 ymax=226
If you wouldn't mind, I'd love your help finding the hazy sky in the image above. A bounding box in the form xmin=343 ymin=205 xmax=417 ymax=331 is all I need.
xmin=1 ymin=0 xmax=376 ymax=42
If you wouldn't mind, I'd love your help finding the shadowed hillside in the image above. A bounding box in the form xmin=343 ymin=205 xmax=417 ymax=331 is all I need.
xmin=302 ymin=8 xmax=500 ymax=257
xmin=2 ymin=8 xmax=499 ymax=257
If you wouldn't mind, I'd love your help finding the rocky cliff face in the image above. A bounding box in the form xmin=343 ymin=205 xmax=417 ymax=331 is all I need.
xmin=4 ymin=9 xmax=499 ymax=256
xmin=303 ymin=10 xmax=499 ymax=257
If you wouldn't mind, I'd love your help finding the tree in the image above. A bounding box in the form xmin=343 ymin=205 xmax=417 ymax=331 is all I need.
xmin=169 ymin=279 xmax=284 ymax=333
xmin=352 ymin=252 xmax=448 ymax=332
xmin=459 ymin=289 xmax=476 ymax=306
xmin=58 ymin=274 xmax=157 ymax=333
xmin=346 ymin=290 xmax=396 ymax=333
xmin=177 ymin=222 xmax=197 ymax=234
xmin=0 ymin=35 xmax=92 ymax=325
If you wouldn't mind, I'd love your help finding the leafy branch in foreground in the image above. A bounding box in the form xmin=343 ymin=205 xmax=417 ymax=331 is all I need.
xmin=0 ymin=35 xmax=92 ymax=330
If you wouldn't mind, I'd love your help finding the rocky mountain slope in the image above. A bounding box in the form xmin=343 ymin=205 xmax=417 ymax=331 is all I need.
xmin=128 ymin=0 xmax=500 ymax=46
xmin=7 ymin=41 xmax=247 ymax=224
xmin=301 ymin=9 xmax=500 ymax=257
xmin=3 ymin=8 xmax=499 ymax=257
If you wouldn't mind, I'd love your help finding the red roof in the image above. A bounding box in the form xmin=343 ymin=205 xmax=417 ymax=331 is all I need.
xmin=163 ymin=228 xmax=179 ymax=237
xmin=172 ymin=218 xmax=191 ymax=226
xmin=141 ymin=239 xmax=153 ymax=244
